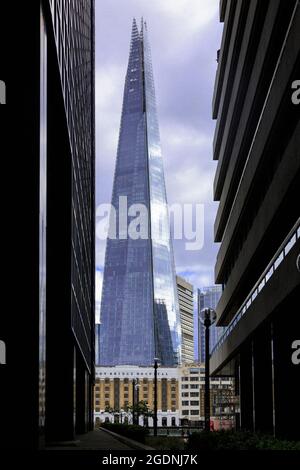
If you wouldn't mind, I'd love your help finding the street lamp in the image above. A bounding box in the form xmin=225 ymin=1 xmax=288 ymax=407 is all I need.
xmin=132 ymin=378 xmax=140 ymax=425
xmin=153 ymin=357 xmax=160 ymax=436
xmin=200 ymin=308 xmax=217 ymax=432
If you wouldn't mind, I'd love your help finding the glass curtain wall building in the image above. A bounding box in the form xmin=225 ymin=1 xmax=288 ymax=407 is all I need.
xmin=198 ymin=286 xmax=223 ymax=363
xmin=0 ymin=0 xmax=95 ymax=448
xmin=99 ymin=19 xmax=181 ymax=367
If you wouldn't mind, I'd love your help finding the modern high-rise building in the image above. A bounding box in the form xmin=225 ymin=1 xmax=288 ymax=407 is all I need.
xmin=210 ymin=0 xmax=300 ymax=440
xmin=176 ymin=276 xmax=194 ymax=364
xmin=0 ymin=1 xmax=95 ymax=448
xmin=99 ymin=19 xmax=181 ymax=367
xmin=197 ymin=286 xmax=223 ymax=363
xmin=95 ymin=324 xmax=101 ymax=366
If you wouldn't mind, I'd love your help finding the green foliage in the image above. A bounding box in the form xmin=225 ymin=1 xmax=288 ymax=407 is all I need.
xmin=185 ymin=430 xmax=300 ymax=451
xmin=101 ymin=422 xmax=150 ymax=443
xmin=146 ymin=436 xmax=185 ymax=450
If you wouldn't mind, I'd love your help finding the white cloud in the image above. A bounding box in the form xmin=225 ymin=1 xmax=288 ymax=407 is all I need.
xmin=95 ymin=268 xmax=103 ymax=322
xmin=96 ymin=239 xmax=106 ymax=266
xmin=95 ymin=64 xmax=124 ymax=109
xmin=168 ymin=166 xmax=214 ymax=204
xmin=153 ymin=0 xmax=218 ymax=31
xmin=162 ymin=124 xmax=212 ymax=149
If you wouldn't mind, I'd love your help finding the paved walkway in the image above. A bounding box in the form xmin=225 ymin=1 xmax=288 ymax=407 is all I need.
xmin=47 ymin=428 xmax=134 ymax=450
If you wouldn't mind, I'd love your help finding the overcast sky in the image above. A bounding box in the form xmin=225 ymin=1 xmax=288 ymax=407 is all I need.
xmin=95 ymin=0 xmax=223 ymax=326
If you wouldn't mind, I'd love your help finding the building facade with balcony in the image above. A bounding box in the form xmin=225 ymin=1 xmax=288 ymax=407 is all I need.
xmin=210 ymin=0 xmax=300 ymax=440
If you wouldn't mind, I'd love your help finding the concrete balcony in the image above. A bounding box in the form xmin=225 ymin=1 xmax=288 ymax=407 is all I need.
xmin=210 ymin=220 xmax=300 ymax=375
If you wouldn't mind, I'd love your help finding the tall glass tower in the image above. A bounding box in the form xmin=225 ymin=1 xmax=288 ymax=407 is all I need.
xmin=197 ymin=286 xmax=224 ymax=362
xmin=100 ymin=19 xmax=181 ymax=367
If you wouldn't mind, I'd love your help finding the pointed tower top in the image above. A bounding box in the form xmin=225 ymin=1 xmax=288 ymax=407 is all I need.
xmin=131 ymin=17 xmax=140 ymax=42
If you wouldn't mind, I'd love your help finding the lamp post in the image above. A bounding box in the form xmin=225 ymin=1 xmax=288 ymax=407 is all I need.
xmin=201 ymin=308 xmax=216 ymax=432
xmin=153 ymin=357 xmax=160 ymax=436
xmin=132 ymin=379 xmax=140 ymax=425
xmin=132 ymin=379 xmax=136 ymax=425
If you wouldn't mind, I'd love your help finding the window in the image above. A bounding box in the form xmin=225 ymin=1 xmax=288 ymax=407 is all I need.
xmin=191 ymin=410 xmax=199 ymax=415
xmin=190 ymin=392 xmax=199 ymax=397
xmin=181 ymin=385 xmax=189 ymax=389
xmin=105 ymin=394 xmax=109 ymax=399
xmin=190 ymin=377 xmax=198 ymax=381
xmin=182 ymin=401 xmax=189 ymax=406
xmin=95 ymin=407 xmax=100 ymax=412
xmin=162 ymin=417 xmax=167 ymax=427
xmin=124 ymin=393 xmax=128 ymax=399
xmin=171 ymin=400 xmax=176 ymax=406
xmin=171 ymin=417 xmax=176 ymax=426
xmin=182 ymin=410 xmax=189 ymax=415
xmin=95 ymin=400 xmax=100 ymax=405
xmin=182 ymin=392 xmax=189 ymax=397
xmin=190 ymin=401 xmax=199 ymax=406
xmin=190 ymin=384 xmax=199 ymax=389
xmin=161 ymin=379 xmax=168 ymax=412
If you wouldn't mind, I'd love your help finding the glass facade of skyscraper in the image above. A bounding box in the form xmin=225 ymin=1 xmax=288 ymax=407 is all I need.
xmin=198 ymin=286 xmax=223 ymax=363
xmin=99 ymin=19 xmax=181 ymax=367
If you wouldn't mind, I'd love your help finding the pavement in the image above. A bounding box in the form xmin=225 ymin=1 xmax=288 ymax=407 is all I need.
xmin=46 ymin=427 xmax=151 ymax=451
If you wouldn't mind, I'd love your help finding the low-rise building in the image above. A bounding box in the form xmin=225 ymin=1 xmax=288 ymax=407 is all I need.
xmin=94 ymin=365 xmax=180 ymax=427
xmin=179 ymin=363 xmax=235 ymax=428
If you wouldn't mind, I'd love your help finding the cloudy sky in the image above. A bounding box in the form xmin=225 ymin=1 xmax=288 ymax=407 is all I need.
xmin=95 ymin=0 xmax=223 ymax=325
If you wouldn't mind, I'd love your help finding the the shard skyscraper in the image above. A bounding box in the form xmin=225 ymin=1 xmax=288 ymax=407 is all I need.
xmin=99 ymin=19 xmax=181 ymax=366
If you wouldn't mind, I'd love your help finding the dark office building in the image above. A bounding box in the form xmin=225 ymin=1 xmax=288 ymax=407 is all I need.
xmin=0 ymin=0 xmax=95 ymax=448
xmin=210 ymin=0 xmax=300 ymax=440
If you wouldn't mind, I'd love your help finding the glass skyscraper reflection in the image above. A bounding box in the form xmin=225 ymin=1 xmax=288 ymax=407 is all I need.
xmin=198 ymin=286 xmax=223 ymax=362
xmin=100 ymin=19 xmax=181 ymax=367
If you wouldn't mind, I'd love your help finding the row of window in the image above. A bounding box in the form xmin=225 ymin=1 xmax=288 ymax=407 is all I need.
xmin=181 ymin=410 xmax=199 ymax=416
xmin=181 ymin=401 xmax=199 ymax=406
xmin=96 ymin=373 xmax=177 ymax=378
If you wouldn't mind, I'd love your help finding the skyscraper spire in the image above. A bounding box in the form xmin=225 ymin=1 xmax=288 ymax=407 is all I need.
xmin=99 ymin=21 xmax=181 ymax=367
xmin=140 ymin=16 xmax=144 ymax=36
